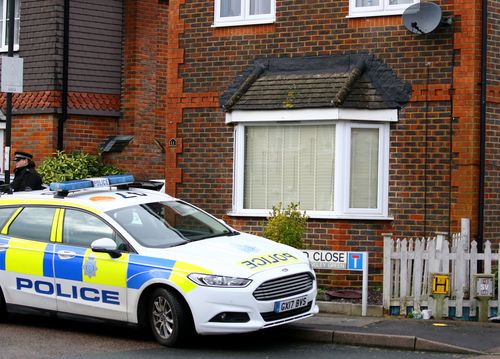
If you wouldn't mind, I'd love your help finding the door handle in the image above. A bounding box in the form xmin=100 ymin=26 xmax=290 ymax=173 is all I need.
xmin=0 ymin=243 xmax=8 ymax=251
xmin=57 ymin=250 xmax=76 ymax=259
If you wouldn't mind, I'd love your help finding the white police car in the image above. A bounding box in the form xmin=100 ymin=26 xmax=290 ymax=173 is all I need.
xmin=0 ymin=175 xmax=318 ymax=346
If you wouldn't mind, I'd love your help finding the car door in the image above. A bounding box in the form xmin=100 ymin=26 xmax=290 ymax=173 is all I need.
xmin=0 ymin=206 xmax=58 ymax=311
xmin=53 ymin=208 xmax=129 ymax=321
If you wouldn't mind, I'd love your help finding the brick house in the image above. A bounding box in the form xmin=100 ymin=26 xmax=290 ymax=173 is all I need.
xmin=0 ymin=0 xmax=498 ymax=288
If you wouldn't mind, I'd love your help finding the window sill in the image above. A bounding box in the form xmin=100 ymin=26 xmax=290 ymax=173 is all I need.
xmin=0 ymin=46 xmax=20 ymax=53
xmin=212 ymin=18 xmax=275 ymax=28
xmin=346 ymin=9 xmax=407 ymax=18
xmin=228 ymin=211 xmax=394 ymax=221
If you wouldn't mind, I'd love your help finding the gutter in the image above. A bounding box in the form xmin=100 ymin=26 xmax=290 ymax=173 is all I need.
xmin=477 ymin=0 xmax=487 ymax=252
xmin=58 ymin=0 xmax=70 ymax=150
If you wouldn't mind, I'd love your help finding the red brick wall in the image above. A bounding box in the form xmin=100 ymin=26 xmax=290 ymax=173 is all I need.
xmin=11 ymin=114 xmax=57 ymax=163
xmin=10 ymin=0 xmax=493 ymax=289
xmin=3 ymin=90 xmax=121 ymax=166
xmin=390 ymin=102 xmax=453 ymax=237
xmin=63 ymin=115 xmax=118 ymax=154
xmin=161 ymin=0 xmax=488 ymax=288
xmin=9 ymin=114 xmax=119 ymax=166
xmin=177 ymin=109 xmax=233 ymax=217
xmin=115 ymin=0 xmax=166 ymax=179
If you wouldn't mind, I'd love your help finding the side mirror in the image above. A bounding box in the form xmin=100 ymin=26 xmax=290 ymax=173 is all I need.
xmin=91 ymin=238 xmax=121 ymax=258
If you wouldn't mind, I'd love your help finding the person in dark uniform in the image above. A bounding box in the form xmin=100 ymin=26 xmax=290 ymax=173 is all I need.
xmin=10 ymin=151 xmax=43 ymax=192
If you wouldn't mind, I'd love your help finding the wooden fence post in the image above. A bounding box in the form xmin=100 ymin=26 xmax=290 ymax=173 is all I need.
xmin=400 ymin=238 xmax=408 ymax=314
xmin=383 ymin=233 xmax=393 ymax=311
xmin=412 ymin=238 xmax=423 ymax=311
xmin=469 ymin=241 xmax=478 ymax=317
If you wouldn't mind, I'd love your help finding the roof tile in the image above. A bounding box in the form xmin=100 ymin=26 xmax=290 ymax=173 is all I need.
xmin=221 ymin=54 xmax=411 ymax=112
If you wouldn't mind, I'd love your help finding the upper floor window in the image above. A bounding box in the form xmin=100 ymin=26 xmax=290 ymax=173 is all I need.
xmin=349 ymin=0 xmax=418 ymax=17
xmin=214 ymin=0 xmax=275 ymax=27
xmin=0 ymin=0 xmax=20 ymax=51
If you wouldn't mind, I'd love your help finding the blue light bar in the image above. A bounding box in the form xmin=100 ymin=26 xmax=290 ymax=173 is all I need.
xmin=106 ymin=174 xmax=135 ymax=185
xmin=49 ymin=175 xmax=134 ymax=192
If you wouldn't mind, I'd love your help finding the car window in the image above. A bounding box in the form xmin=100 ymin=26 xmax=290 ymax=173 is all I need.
xmin=62 ymin=209 xmax=127 ymax=250
xmin=0 ymin=207 xmax=18 ymax=230
xmin=108 ymin=201 xmax=233 ymax=248
xmin=110 ymin=206 xmax=183 ymax=248
xmin=8 ymin=207 xmax=56 ymax=242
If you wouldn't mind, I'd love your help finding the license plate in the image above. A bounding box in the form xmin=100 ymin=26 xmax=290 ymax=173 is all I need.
xmin=274 ymin=296 xmax=308 ymax=313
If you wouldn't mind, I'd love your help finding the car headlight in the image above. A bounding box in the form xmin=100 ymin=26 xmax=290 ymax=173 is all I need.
xmin=187 ymin=273 xmax=252 ymax=288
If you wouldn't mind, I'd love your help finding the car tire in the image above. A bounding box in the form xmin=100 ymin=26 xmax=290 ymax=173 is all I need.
xmin=148 ymin=287 xmax=192 ymax=347
xmin=0 ymin=288 xmax=6 ymax=322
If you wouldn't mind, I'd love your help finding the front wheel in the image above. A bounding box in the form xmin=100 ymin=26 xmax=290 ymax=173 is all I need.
xmin=148 ymin=287 xmax=192 ymax=347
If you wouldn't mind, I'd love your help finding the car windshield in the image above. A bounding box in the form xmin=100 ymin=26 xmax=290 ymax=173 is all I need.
xmin=108 ymin=201 xmax=234 ymax=248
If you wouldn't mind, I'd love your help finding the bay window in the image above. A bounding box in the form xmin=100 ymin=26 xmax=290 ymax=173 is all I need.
xmin=230 ymin=109 xmax=394 ymax=219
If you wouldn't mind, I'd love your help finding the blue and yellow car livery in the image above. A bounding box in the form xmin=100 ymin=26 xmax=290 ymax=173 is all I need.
xmin=0 ymin=175 xmax=318 ymax=346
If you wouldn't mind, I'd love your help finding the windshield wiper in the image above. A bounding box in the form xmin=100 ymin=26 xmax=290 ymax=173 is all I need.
xmin=189 ymin=230 xmax=240 ymax=241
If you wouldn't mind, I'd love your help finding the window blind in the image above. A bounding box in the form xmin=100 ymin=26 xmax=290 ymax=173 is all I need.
xmin=349 ymin=128 xmax=379 ymax=208
xmin=244 ymin=125 xmax=335 ymax=210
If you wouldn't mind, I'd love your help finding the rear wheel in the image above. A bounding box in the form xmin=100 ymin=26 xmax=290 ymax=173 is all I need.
xmin=147 ymin=287 xmax=192 ymax=347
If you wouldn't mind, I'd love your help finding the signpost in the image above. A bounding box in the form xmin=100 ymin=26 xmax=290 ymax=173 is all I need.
xmin=430 ymin=273 xmax=450 ymax=319
xmin=303 ymin=250 xmax=369 ymax=316
xmin=2 ymin=0 xmax=19 ymax=185
xmin=1 ymin=57 xmax=23 ymax=93
xmin=473 ymin=274 xmax=494 ymax=322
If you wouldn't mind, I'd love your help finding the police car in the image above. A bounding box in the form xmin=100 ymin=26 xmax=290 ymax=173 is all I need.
xmin=0 ymin=175 xmax=318 ymax=346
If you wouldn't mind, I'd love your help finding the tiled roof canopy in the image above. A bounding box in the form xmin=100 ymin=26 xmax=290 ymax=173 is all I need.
xmin=220 ymin=54 xmax=411 ymax=112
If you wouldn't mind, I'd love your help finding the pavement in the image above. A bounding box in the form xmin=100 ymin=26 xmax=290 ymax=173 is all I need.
xmin=283 ymin=302 xmax=500 ymax=356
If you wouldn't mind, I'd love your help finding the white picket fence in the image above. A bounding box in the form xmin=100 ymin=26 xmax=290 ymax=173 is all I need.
xmin=383 ymin=232 xmax=499 ymax=318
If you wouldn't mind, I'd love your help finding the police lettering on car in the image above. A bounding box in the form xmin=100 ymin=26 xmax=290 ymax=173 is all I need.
xmin=16 ymin=277 xmax=120 ymax=305
xmin=0 ymin=175 xmax=318 ymax=347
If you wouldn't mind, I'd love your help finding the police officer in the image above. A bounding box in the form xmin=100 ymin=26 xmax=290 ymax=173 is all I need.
xmin=10 ymin=151 xmax=43 ymax=192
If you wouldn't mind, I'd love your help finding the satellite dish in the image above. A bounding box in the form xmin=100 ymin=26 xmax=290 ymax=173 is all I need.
xmin=402 ymin=2 xmax=442 ymax=35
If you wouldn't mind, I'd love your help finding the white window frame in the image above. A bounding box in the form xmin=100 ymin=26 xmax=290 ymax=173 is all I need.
xmin=228 ymin=108 xmax=395 ymax=220
xmin=213 ymin=0 xmax=275 ymax=27
xmin=0 ymin=0 xmax=20 ymax=52
xmin=348 ymin=0 xmax=418 ymax=18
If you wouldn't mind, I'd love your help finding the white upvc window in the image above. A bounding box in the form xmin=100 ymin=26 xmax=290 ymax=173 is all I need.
xmin=0 ymin=0 xmax=20 ymax=52
xmin=213 ymin=0 xmax=275 ymax=27
xmin=229 ymin=108 xmax=395 ymax=220
xmin=349 ymin=0 xmax=418 ymax=18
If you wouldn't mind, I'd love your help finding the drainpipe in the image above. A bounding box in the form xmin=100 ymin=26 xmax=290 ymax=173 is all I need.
xmin=58 ymin=0 xmax=70 ymax=150
xmin=448 ymin=23 xmax=455 ymax=238
xmin=477 ymin=0 xmax=487 ymax=253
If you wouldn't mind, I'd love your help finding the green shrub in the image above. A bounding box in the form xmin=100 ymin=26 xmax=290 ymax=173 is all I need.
xmin=262 ymin=202 xmax=308 ymax=249
xmin=37 ymin=151 xmax=122 ymax=184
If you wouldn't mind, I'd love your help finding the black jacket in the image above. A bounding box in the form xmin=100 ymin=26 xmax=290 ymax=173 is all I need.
xmin=11 ymin=162 xmax=43 ymax=192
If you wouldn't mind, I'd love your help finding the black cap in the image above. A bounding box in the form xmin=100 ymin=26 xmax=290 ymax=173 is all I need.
xmin=14 ymin=151 xmax=33 ymax=161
